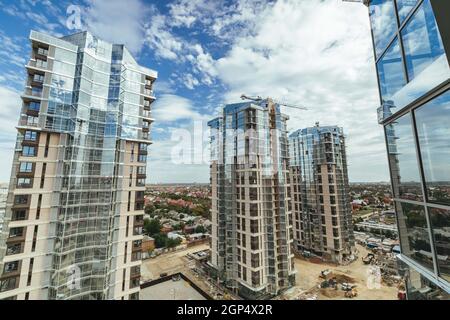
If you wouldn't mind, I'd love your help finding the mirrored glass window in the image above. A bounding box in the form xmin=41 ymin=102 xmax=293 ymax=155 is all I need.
xmin=401 ymin=0 xmax=446 ymax=82
xmin=386 ymin=113 xmax=423 ymax=201
xmin=415 ymin=91 xmax=450 ymax=205
xmin=428 ymin=207 xmax=450 ymax=282
xmin=377 ymin=38 xmax=407 ymax=104
xmin=370 ymin=0 xmax=398 ymax=58
xmin=396 ymin=202 xmax=433 ymax=271
xmin=396 ymin=0 xmax=419 ymax=23
xmin=403 ymin=261 xmax=450 ymax=300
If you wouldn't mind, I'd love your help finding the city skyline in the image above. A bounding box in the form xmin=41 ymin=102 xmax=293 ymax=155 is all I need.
xmin=0 ymin=0 xmax=389 ymax=184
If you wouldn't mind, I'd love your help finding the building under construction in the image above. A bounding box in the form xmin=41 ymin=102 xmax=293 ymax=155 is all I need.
xmin=289 ymin=124 xmax=355 ymax=264
xmin=208 ymin=98 xmax=296 ymax=299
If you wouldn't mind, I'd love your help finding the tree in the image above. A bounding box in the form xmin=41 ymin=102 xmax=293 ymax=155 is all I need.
xmin=195 ymin=225 xmax=207 ymax=234
xmin=153 ymin=233 xmax=168 ymax=248
xmin=173 ymin=223 xmax=185 ymax=231
xmin=166 ymin=237 xmax=182 ymax=248
xmin=144 ymin=219 xmax=161 ymax=236
xmin=145 ymin=204 xmax=155 ymax=215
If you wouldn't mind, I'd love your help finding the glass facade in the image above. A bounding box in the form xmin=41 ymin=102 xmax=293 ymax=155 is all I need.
xmin=367 ymin=0 xmax=450 ymax=298
xmin=289 ymin=125 xmax=355 ymax=263
xmin=373 ymin=0 xmax=450 ymax=121
xmin=208 ymin=99 xmax=295 ymax=299
xmin=0 ymin=30 xmax=156 ymax=300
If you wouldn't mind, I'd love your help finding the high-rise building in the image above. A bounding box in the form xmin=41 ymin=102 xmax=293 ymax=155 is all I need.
xmin=0 ymin=184 xmax=8 ymax=235
xmin=289 ymin=124 xmax=355 ymax=264
xmin=361 ymin=0 xmax=450 ymax=299
xmin=208 ymin=98 xmax=296 ymax=299
xmin=0 ymin=31 xmax=157 ymax=300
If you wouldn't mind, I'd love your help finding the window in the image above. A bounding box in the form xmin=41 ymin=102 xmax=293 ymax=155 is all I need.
xmin=33 ymin=73 xmax=44 ymax=83
xmin=369 ymin=0 xmax=398 ymax=58
xmin=24 ymin=131 xmax=37 ymax=141
xmin=14 ymin=195 xmax=29 ymax=205
xmin=26 ymin=115 xmax=39 ymax=126
xmin=250 ymin=236 xmax=259 ymax=251
xmin=28 ymin=102 xmax=40 ymax=111
xmin=4 ymin=261 xmax=20 ymax=273
xmin=396 ymin=202 xmax=434 ymax=271
xmin=35 ymin=59 xmax=47 ymax=68
xmin=429 ymin=207 xmax=450 ymax=282
xmin=19 ymin=162 xmax=34 ymax=173
xmin=138 ymin=154 xmax=147 ymax=163
xmin=22 ymin=146 xmax=36 ymax=157
xmin=396 ymin=0 xmax=419 ymax=23
xmin=415 ymin=92 xmax=450 ymax=205
xmin=12 ymin=210 xmax=27 ymax=221
xmin=377 ymin=38 xmax=407 ymax=104
xmin=9 ymin=227 xmax=24 ymax=238
xmin=17 ymin=178 xmax=32 ymax=188
xmin=251 ymin=271 xmax=260 ymax=286
xmin=401 ymin=0 xmax=446 ymax=82
xmin=137 ymin=166 xmax=146 ymax=175
xmin=37 ymin=47 xmax=48 ymax=56
xmin=386 ymin=113 xmax=423 ymax=201
xmin=6 ymin=243 xmax=23 ymax=255
xmin=0 ymin=278 xmax=18 ymax=292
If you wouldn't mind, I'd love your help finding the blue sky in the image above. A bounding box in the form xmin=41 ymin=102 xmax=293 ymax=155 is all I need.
xmin=0 ymin=0 xmax=390 ymax=183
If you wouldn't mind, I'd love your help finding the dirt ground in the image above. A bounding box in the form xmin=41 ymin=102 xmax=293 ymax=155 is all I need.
xmin=142 ymin=243 xmax=398 ymax=300
xmin=141 ymin=244 xmax=209 ymax=281
xmin=286 ymin=244 xmax=398 ymax=300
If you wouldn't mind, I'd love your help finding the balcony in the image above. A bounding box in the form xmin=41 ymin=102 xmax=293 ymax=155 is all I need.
xmin=27 ymin=58 xmax=48 ymax=71
xmin=19 ymin=115 xmax=40 ymax=127
xmin=134 ymin=215 xmax=144 ymax=227
xmin=142 ymin=110 xmax=154 ymax=121
xmin=143 ymin=88 xmax=155 ymax=98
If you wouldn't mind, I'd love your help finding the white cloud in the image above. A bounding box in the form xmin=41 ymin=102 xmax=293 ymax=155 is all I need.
xmin=183 ymin=73 xmax=200 ymax=90
xmin=83 ymin=0 xmax=149 ymax=54
xmin=213 ymin=0 xmax=389 ymax=182
xmin=151 ymin=94 xmax=208 ymax=122
xmin=0 ymin=87 xmax=21 ymax=182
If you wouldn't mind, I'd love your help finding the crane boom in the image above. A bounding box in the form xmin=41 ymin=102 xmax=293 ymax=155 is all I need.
xmin=240 ymin=94 xmax=307 ymax=110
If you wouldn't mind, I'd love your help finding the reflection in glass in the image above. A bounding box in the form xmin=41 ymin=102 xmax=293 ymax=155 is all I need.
xmin=402 ymin=261 xmax=450 ymax=300
xmin=415 ymin=91 xmax=450 ymax=205
xmin=386 ymin=113 xmax=423 ymax=200
xmin=369 ymin=0 xmax=398 ymax=58
xmin=401 ymin=0 xmax=446 ymax=82
xmin=396 ymin=0 xmax=418 ymax=23
xmin=396 ymin=202 xmax=433 ymax=271
xmin=377 ymin=38 xmax=407 ymax=104
xmin=429 ymin=207 xmax=450 ymax=282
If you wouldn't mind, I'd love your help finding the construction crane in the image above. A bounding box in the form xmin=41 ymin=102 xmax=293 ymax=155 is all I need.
xmin=240 ymin=94 xmax=308 ymax=111
xmin=341 ymin=0 xmax=369 ymax=5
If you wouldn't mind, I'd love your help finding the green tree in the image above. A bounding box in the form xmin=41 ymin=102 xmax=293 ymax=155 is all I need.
xmin=166 ymin=237 xmax=182 ymax=248
xmin=195 ymin=225 xmax=207 ymax=234
xmin=153 ymin=233 xmax=168 ymax=248
xmin=144 ymin=219 xmax=161 ymax=236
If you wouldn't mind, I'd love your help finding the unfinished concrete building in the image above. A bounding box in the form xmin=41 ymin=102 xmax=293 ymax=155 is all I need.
xmin=208 ymin=98 xmax=296 ymax=299
xmin=289 ymin=123 xmax=355 ymax=264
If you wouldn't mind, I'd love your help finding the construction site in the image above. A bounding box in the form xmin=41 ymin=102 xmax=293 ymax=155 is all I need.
xmin=140 ymin=242 xmax=402 ymax=300
xmin=277 ymin=244 xmax=401 ymax=300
